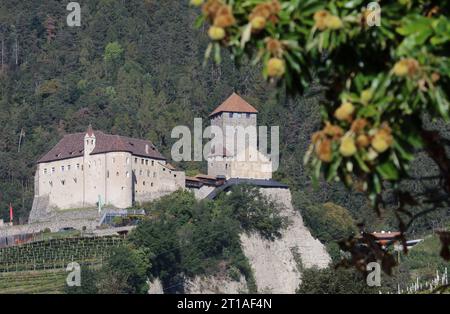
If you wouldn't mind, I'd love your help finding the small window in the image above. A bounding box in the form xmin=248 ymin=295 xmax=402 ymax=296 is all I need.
xmin=112 ymin=157 xmax=115 ymax=163
xmin=107 ymin=171 xmax=109 ymax=178
xmin=73 ymin=178 xmax=77 ymax=183
xmin=76 ymin=164 xmax=80 ymax=170
xmin=86 ymin=140 xmax=89 ymax=145
xmin=151 ymin=182 xmax=154 ymax=187
xmin=141 ymin=159 xmax=144 ymax=165
xmin=139 ymin=170 xmax=143 ymax=176
xmin=67 ymin=165 xmax=71 ymax=171
xmin=43 ymin=168 xmax=47 ymax=174
xmin=61 ymin=180 xmax=65 ymax=186
xmin=91 ymin=140 xmax=94 ymax=145
xmin=163 ymin=168 xmax=165 ymax=172
xmin=143 ymin=181 xmax=146 ymax=186
xmin=246 ymin=113 xmax=251 ymax=118
xmin=116 ymin=172 xmax=119 ymax=176
xmin=229 ymin=112 xmax=233 ymax=118
xmin=151 ymin=160 xmax=154 ymax=166
xmin=145 ymin=160 xmax=148 ymax=166
xmin=174 ymin=174 xmax=177 ymax=178
xmin=61 ymin=166 xmax=65 ymax=172
xmin=49 ymin=181 xmax=53 ymax=187
xmin=135 ymin=158 xmax=138 ymax=164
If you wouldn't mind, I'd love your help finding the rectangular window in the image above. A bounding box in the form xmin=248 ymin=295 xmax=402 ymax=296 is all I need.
xmin=246 ymin=113 xmax=251 ymax=118
xmin=67 ymin=165 xmax=71 ymax=171
xmin=141 ymin=159 xmax=144 ymax=165
xmin=151 ymin=160 xmax=154 ymax=166
xmin=43 ymin=168 xmax=47 ymax=174
xmin=61 ymin=166 xmax=64 ymax=172
xmin=135 ymin=158 xmax=138 ymax=164
xmin=229 ymin=112 xmax=233 ymax=118
xmin=145 ymin=160 xmax=148 ymax=166
xmin=76 ymin=164 xmax=80 ymax=170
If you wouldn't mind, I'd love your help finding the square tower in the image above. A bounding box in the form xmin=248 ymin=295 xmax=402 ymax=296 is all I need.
xmin=208 ymin=93 xmax=272 ymax=180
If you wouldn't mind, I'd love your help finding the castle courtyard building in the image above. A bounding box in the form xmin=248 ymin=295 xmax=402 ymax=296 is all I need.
xmin=32 ymin=126 xmax=185 ymax=211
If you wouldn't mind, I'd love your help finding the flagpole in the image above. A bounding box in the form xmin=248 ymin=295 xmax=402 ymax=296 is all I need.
xmin=9 ymin=203 xmax=13 ymax=225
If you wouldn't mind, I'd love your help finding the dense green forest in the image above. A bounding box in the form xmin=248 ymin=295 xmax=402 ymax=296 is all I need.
xmin=0 ymin=0 xmax=449 ymax=237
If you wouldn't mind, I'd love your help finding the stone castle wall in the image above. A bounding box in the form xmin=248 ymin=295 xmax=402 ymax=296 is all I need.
xmin=33 ymin=149 xmax=184 ymax=213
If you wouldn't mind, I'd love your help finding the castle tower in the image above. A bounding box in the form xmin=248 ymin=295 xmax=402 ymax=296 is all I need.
xmin=84 ymin=124 xmax=96 ymax=157
xmin=209 ymin=93 xmax=258 ymax=155
xmin=208 ymin=93 xmax=272 ymax=179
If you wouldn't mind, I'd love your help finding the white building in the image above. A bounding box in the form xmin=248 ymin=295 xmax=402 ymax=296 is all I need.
xmin=32 ymin=125 xmax=185 ymax=211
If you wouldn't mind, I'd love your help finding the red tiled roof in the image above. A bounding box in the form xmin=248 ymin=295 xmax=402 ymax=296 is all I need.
xmin=37 ymin=129 xmax=165 ymax=164
xmin=186 ymin=176 xmax=201 ymax=182
xmin=209 ymin=93 xmax=258 ymax=117
xmin=195 ymin=174 xmax=217 ymax=180
xmin=371 ymin=232 xmax=401 ymax=239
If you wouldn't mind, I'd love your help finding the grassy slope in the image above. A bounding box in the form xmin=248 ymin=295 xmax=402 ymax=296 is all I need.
xmin=0 ymin=270 xmax=67 ymax=294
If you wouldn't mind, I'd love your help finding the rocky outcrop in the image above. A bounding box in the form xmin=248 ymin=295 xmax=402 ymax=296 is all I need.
xmin=239 ymin=188 xmax=330 ymax=293
xmin=185 ymin=275 xmax=248 ymax=294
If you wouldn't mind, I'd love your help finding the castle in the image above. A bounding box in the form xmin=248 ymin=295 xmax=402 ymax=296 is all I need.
xmin=32 ymin=93 xmax=274 ymax=211
xmin=32 ymin=126 xmax=185 ymax=211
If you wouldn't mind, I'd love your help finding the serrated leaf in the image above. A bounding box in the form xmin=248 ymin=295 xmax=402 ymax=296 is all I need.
xmin=376 ymin=161 xmax=399 ymax=181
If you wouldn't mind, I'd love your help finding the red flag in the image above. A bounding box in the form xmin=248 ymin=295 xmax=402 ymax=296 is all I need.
xmin=9 ymin=203 xmax=13 ymax=223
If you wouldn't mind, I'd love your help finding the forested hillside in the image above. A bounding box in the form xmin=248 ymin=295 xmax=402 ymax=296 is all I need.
xmin=0 ymin=0 xmax=448 ymax=236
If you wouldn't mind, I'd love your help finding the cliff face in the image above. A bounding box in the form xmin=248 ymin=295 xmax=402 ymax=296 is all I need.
xmin=239 ymin=188 xmax=330 ymax=293
xmin=183 ymin=187 xmax=330 ymax=294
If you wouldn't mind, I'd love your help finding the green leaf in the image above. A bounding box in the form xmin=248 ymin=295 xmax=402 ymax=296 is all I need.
xmin=434 ymin=87 xmax=450 ymax=121
xmin=240 ymin=23 xmax=252 ymax=49
xmin=326 ymin=156 xmax=342 ymax=182
xmin=203 ymin=43 xmax=213 ymax=67
xmin=376 ymin=161 xmax=399 ymax=181
xmin=214 ymin=43 xmax=222 ymax=64
xmin=284 ymin=52 xmax=301 ymax=74
xmin=372 ymin=173 xmax=382 ymax=194
xmin=194 ymin=15 xmax=205 ymax=29
xmin=354 ymin=153 xmax=370 ymax=173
